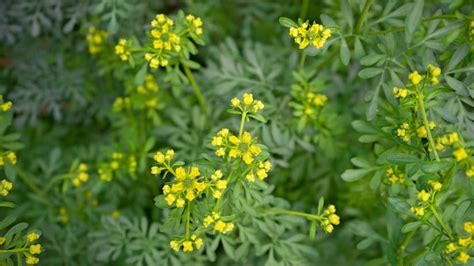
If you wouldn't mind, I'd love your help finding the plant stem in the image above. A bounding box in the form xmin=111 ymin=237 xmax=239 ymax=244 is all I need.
xmin=299 ymin=53 xmax=306 ymax=70
xmin=0 ymin=248 xmax=26 ymax=254
xmin=417 ymin=90 xmax=440 ymax=161
xmin=239 ymin=111 xmax=247 ymax=139
xmin=398 ymin=229 xmax=417 ymax=266
xmin=299 ymin=0 xmax=309 ymax=19
xmin=355 ymin=0 xmax=373 ymax=34
xmin=429 ymin=205 xmax=453 ymax=239
xmin=182 ymin=64 xmax=207 ymax=115
xmin=262 ymin=208 xmax=319 ymax=220
xmin=185 ymin=202 xmax=191 ymax=239
xmin=14 ymin=166 xmax=42 ymax=195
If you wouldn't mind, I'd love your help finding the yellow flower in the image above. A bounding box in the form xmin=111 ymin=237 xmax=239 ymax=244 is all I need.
xmin=185 ymin=190 xmax=195 ymax=201
xmin=216 ymin=148 xmax=225 ymax=157
xmin=445 ymin=242 xmax=456 ymax=253
xmin=246 ymin=174 xmax=255 ymax=183
xmin=194 ymin=238 xmax=203 ymax=249
xmin=170 ymin=240 xmax=180 ymax=251
xmin=408 ymin=71 xmax=423 ymax=85
xmin=327 ymin=205 xmax=336 ymax=213
xmin=115 ymin=39 xmax=129 ymax=61
xmin=453 ymin=148 xmax=468 ymax=161
xmin=27 ymin=233 xmax=40 ymax=242
xmin=176 ymin=198 xmax=185 ymax=208
xmin=211 ymin=136 xmax=223 ymax=147
xmin=231 ymin=98 xmax=240 ymax=107
xmin=458 ymin=237 xmax=471 ymax=247
xmin=29 ymin=244 xmax=42 ymax=254
xmin=466 ymin=165 xmax=474 ymax=177
xmin=216 ymin=180 xmax=228 ymax=190
xmin=243 ymin=93 xmax=253 ymax=106
xmin=6 ymin=152 xmax=16 ymax=165
xmin=410 ymin=207 xmax=425 ymax=216
xmin=256 ymin=169 xmax=267 ymax=180
xmin=328 ymin=214 xmax=340 ymax=225
xmin=428 ymin=180 xmax=442 ymax=191
xmin=417 ymin=190 xmax=430 ymax=202
xmin=26 ymin=256 xmax=39 ymax=265
xmin=0 ymin=179 xmax=13 ymax=196
xmin=211 ymin=170 xmax=223 ymax=181
xmin=323 ymin=224 xmax=334 ymax=233
xmin=457 ymin=252 xmax=470 ymax=264
xmin=203 ymin=215 xmax=214 ymax=227
xmin=392 ymin=87 xmax=408 ymax=98
xmin=289 ymin=22 xmax=331 ymax=49
xmin=427 ymin=64 xmax=441 ymax=77
xmin=154 ymin=152 xmax=165 ymax=163
xmin=416 ymin=127 xmax=427 ymax=138
xmin=0 ymin=101 xmax=12 ymax=112
xmin=313 ymin=94 xmax=328 ymax=106
xmin=428 ymin=121 xmax=436 ymax=129
xmin=182 ymin=241 xmax=193 ymax=252
xmin=165 ymin=150 xmax=174 ymax=160
xmin=111 ymin=210 xmax=121 ymax=219
xmin=214 ymin=220 xmax=226 ymax=232
xmin=151 ymin=166 xmax=161 ymax=175
xmin=165 ymin=194 xmax=176 ymax=205
xmin=465 ymin=221 xmax=474 ymax=234
xmin=212 ymin=190 xmax=221 ymax=199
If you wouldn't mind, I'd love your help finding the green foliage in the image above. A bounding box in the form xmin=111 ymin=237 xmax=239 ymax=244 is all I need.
xmin=0 ymin=0 xmax=473 ymax=265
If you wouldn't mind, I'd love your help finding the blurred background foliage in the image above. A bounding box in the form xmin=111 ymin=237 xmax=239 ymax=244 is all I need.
xmin=0 ymin=0 xmax=473 ymax=265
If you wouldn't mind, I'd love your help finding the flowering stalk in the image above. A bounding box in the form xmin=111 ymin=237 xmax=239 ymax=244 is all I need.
xmin=182 ymin=64 xmax=207 ymax=115
xmin=417 ymin=89 xmax=440 ymax=161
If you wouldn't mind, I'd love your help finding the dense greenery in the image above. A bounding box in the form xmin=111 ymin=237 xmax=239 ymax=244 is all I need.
xmin=0 ymin=0 xmax=473 ymax=265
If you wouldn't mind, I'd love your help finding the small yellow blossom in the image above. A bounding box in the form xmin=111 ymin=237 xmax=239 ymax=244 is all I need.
xmin=458 ymin=237 xmax=471 ymax=247
xmin=0 ymin=179 xmax=13 ymax=196
xmin=408 ymin=71 xmax=423 ymax=85
xmin=1 ymin=101 xmax=12 ymax=112
xmin=416 ymin=126 xmax=427 ymax=138
xmin=170 ymin=240 xmax=180 ymax=251
xmin=453 ymin=147 xmax=468 ymax=161
xmin=194 ymin=238 xmax=203 ymax=249
xmin=445 ymin=242 xmax=456 ymax=253
xmin=410 ymin=207 xmax=425 ymax=216
xmin=182 ymin=241 xmax=193 ymax=252
xmin=428 ymin=180 xmax=442 ymax=191
xmin=26 ymin=256 xmax=39 ymax=265
xmin=29 ymin=244 xmax=42 ymax=254
xmin=417 ymin=190 xmax=430 ymax=202
xmin=427 ymin=64 xmax=441 ymax=77
xmin=464 ymin=221 xmax=474 ymax=234
xmin=27 ymin=233 xmax=40 ymax=242
xmin=392 ymin=87 xmax=409 ymax=98
xmin=289 ymin=21 xmax=331 ymax=49
xmin=457 ymin=252 xmax=470 ymax=264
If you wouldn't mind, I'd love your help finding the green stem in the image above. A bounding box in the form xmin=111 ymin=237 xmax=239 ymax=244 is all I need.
xmin=182 ymin=64 xmax=207 ymax=115
xmin=429 ymin=205 xmax=453 ymax=239
xmin=398 ymin=229 xmax=417 ymax=266
xmin=355 ymin=0 xmax=373 ymax=34
xmin=185 ymin=202 xmax=191 ymax=239
xmin=0 ymin=248 xmax=26 ymax=254
xmin=41 ymin=174 xmax=71 ymax=195
xmin=14 ymin=166 xmax=42 ymax=195
xmin=263 ymin=208 xmax=320 ymax=220
xmin=299 ymin=53 xmax=307 ymax=70
xmin=417 ymin=90 xmax=440 ymax=161
xmin=238 ymin=111 xmax=247 ymax=139
xmin=299 ymin=0 xmax=309 ymax=20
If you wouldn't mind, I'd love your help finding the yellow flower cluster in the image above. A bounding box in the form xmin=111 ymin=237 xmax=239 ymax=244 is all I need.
xmin=72 ymin=163 xmax=89 ymax=187
xmin=245 ymin=160 xmax=272 ymax=183
xmin=212 ymin=130 xmax=262 ymax=165
xmin=410 ymin=181 xmax=442 ymax=216
xmin=203 ymin=212 xmax=235 ymax=234
xmin=436 ymin=132 xmax=471 ymax=162
xmin=0 ymin=152 xmax=17 ymax=167
xmin=445 ymin=221 xmax=474 ymax=264
xmin=110 ymin=152 xmax=123 ymax=170
xmin=409 ymin=64 xmax=441 ymax=86
xmin=115 ymin=39 xmax=130 ymax=61
xmin=385 ymin=167 xmax=405 ymax=185
xmin=396 ymin=123 xmax=410 ymax=142
xmin=170 ymin=234 xmax=203 ymax=252
xmin=208 ymin=170 xmax=228 ymax=199
xmin=417 ymin=121 xmax=435 ymax=138
xmin=230 ymin=93 xmax=264 ymax=114
xmin=144 ymin=13 xmax=204 ymax=69
xmin=392 ymin=87 xmax=408 ymax=98
xmin=185 ymin=15 xmax=203 ymax=35
xmin=0 ymin=98 xmax=12 ymax=112
xmin=25 ymin=232 xmax=41 ymax=265
xmin=301 ymin=92 xmax=328 ymax=116
xmin=152 ymin=150 xmax=207 ymax=208
xmin=289 ymin=22 xmax=331 ymax=49
xmin=320 ymin=205 xmax=340 ymax=233
xmin=135 ymin=74 xmax=160 ymax=109
xmin=466 ymin=165 xmax=474 ymax=177
xmin=112 ymin=97 xmax=131 ymax=112
xmin=86 ymin=27 xmax=108 ymax=54
xmin=0 ymin=179 xmax=13 ymax=196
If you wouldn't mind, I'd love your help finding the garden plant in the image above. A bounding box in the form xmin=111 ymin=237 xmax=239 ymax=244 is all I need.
xmin=0 ymin=0 xmax=473 ymax=265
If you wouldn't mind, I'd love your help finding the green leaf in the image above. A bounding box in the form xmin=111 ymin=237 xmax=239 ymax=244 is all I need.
xmin=340 ymin=38 xmax=350 ymax=66
xmin=134 ymin=63 xmax=148 ymax=85
xmin=388 ymin=197 xmax=412 ymax=216
xmin=445 ymin=76 xmax=468 ymax=96
xmin=421 ymin=160 xmax=452 ymax=173
xmin=341 ymin=168 xmax=374 ymax=182
xmin=405 ymin=0 xmax=424 ymax=44
xmin=278 ymin=17 xmax=297 ymax=28
xmin=360 ymin=54 xmax=384 ymax=66
xmin=385 ymin=153 xmax=419 ymax=165
xmin=401 ymin=221 xmax=421 ymax=233
xmin=447 ymin=44 xmax=468 ymax=72
xmin=309 ymin=221 xmax=317 ymax=240
xmin=0 ymin=202 xmax=15 ymax=208
xmin=359 ymin=67 xmax=383 ymax=79
xmin=317 ymin=197 xmax=325 ymax=214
